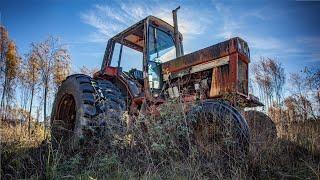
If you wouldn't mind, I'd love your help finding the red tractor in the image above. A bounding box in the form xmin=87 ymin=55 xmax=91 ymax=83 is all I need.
xmin=51 ymin=8 xmax=276 ymax=157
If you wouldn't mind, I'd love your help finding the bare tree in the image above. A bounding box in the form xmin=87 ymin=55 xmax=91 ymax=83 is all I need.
xmin=304 ymin=68 xmax=320 ymax=112
xmin=268 ymin=59 xmax=285 ymax=105
xmin=79 ymin=65 xmax=99 ymax=77
xmin=24 ymin=52 xmax=41 ymax=135
xmin=289 ymin=70 xmax=319 ymax=120
xmin=31 ymin=37 xmax=70 ymax=136
xmin=283 ymin=95 xmax=313 ymax=122
xmin=252 ymin=57 xmax=285 ymax=109
xmin=253 ymin=57 xmax=273 ymax=108
xmin=18 ymin=65 xmax=30 ymax=112
xmin=16 ymin=60 xmax=30 ymax=130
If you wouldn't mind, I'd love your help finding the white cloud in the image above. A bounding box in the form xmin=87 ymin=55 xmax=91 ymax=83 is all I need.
xmin=213 ymin=2 xmax=242 ymax=39
xmin=80 ymin=1 xmax=318 ymax=64
xmin=296 ymin=36 xmax=320 ymax=62
xmin=211 ymin=2 xmax=308 ymax=61
xmin=296 ymin=36 xmax=320 ymax=48
xmin=212 ymin=2 xmax=267 ymax=40
xmin=81 ymin=2 xmax=211 ymax=43
xmin=248 ymin=36 xmax=283 ymax=50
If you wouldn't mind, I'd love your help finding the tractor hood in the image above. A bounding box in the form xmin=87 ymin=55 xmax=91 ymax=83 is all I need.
xmin=162 ymin=37 xmax=249 ymax=75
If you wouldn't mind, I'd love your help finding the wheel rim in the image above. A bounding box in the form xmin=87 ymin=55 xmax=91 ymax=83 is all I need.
xmin=54 ymin=93 xmax=76 ymax=140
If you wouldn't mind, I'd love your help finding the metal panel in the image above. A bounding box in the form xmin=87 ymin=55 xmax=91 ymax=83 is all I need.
xmin=163 ymin=55 xmax=229 ymax=81
xmin=190 ymin=56 xmax=229 ymax=74
xmin=162 ymin=37 xmax=238 ymax=73
xmin=209 ymin=64 xmax=230 ymax=97
xmin=209 ymin=53 xmax=238 ymax=97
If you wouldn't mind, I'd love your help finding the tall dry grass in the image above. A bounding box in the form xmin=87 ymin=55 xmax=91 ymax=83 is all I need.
xmin=0 ymin=121 xmax=47 ymax=179
xmin=1 ymin=102 xmax=320 ymax=179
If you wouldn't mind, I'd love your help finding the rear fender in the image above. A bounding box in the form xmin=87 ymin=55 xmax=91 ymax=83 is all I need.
xmin=188 ymin=100 xmax=249 ymax=139
xmin=95 ymin=67 xmax=143 ymax=101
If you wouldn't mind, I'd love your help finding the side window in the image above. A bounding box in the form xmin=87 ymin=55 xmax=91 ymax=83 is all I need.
xmin=110 ymin=42 xmax=143 ymax=72
xmin=147 ymin=26 xmax=176 ymax=91
xmin=110 ymin=43 xmax=121 ymax=67
xmin=238 ymin=60 xmax=248 ymax=95
xmin=120 ymin=46 xmax=143 ymax=72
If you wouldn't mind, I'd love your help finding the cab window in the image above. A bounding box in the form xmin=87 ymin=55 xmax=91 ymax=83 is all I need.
xmin=148 ymin=26 xmax=176 ymax=91
xmin=110 ymin=42 xmax=143 ymax=72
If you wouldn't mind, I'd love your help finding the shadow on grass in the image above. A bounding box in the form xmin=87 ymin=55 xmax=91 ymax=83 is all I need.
xmin=1 ymin=138 xmax=319 ymax=179
xmin=248 ymin=139 xmax=320 ymax=179
xmin=1 ymin=140 xmax=48 ymax=179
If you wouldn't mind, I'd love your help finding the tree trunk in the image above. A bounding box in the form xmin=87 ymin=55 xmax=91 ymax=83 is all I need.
xmin=43 ymin=81 xmax=48 ymax=138
xmin=1 ymin=76 xmax=7 ymax=120
xmin=28 ymin=85 xmax=34 ymax=137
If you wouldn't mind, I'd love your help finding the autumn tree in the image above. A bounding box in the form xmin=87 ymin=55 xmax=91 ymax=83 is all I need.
xmin=0 ymin=26 xmax=20 ymax=119
xmin=53 ymin=50 xmax=71 ymax=90
xmin=0 ymin=26 xmax=8 ymax=80
xmin=24 ymin=52 xmax=41 ymax=135
xmin=31 ymin=37 xmax=70 ymax=135
xmin=0 ymin=26 xmax=9 ymax=112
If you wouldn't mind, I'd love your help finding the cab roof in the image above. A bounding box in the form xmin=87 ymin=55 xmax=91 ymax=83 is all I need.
xmin=111 ymin=15 xmax=183 ymax=52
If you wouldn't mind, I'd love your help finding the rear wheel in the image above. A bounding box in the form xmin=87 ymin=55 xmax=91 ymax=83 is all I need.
xmin=244 ymin=110 xmax=277 ymax=151
xmin=187 ymin=100 xmax=250 ymax=169
xmin=51 ymin=74 xmax=126 ymax=151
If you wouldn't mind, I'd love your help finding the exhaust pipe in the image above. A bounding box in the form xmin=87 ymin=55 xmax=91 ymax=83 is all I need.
xmin=172 ymin=6 xmax=183 ymax=58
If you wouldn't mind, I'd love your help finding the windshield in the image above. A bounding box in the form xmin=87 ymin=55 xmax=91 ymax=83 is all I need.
xmin=147 ymin=26 xmax=176 ymax=91
xmin=148 ymin=26 xmax=176 ymax=63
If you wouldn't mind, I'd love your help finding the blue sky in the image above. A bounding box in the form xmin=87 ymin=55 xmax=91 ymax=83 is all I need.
xmin=1 ymin=0 xmax=320 ymax=76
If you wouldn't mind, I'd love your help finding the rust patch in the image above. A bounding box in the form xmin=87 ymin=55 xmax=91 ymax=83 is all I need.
xmin=162 ymin=37 xmax=240 ymax=73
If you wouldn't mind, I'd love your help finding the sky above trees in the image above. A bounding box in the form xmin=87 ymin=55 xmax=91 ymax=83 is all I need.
xmin=1 ymin=0 xmax=320 ymax=76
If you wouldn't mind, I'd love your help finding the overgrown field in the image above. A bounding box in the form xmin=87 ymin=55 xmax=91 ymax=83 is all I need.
xmin=1 ymin=103 xmax=320 ymax=179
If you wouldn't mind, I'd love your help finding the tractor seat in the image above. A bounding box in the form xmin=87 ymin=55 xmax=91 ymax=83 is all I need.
xmin=128 ymin=69 xmax=144 ymax=85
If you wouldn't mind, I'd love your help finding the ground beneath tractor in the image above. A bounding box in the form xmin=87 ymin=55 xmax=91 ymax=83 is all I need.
xmin=1 ymin=111 xmax=319 ymax=179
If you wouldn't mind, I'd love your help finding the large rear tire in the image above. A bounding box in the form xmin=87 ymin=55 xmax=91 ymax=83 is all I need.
xmin=244 ymin=110 xmax=277 ymax=151
xmin=187 ymin=100 xmax=250 ymax=169
xmin=50 ymin=74 xmax=126 ymax=151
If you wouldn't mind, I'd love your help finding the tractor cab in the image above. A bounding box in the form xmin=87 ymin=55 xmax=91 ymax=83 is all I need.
xmin=95 ymin=13 xmax=261 ymax=108
xmin=96 ymin=16 xmax=183 ymax=100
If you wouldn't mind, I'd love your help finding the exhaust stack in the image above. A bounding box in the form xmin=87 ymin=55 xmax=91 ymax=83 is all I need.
xmin=172 ymin=6 xmax=183 ymax=58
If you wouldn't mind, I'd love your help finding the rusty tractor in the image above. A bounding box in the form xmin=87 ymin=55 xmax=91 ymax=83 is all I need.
xmin=51 ymin=7 xmax=276 ymax=160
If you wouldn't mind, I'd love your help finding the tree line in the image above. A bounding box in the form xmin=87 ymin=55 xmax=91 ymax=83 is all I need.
xmin=0 ymin=25 xmax=71 ymax=136
xmin=252 ymin=57 xmax=319 ymax=123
